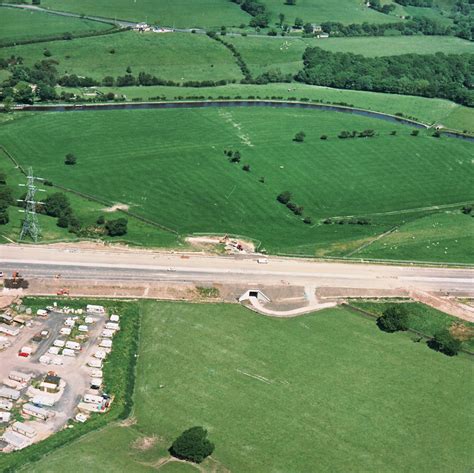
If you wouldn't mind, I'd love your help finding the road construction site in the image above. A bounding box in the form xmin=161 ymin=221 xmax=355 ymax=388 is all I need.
xmin=1 ymin=244 xmax=473 ymax=322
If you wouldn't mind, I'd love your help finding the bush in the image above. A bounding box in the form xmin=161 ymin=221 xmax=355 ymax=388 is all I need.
xmin=64 ymin=153 xmax=77 ymax=165
xmin=277 ymin=191 xmax=292 ymax=205
xmin=320 ymin=135 xmax=328 ymax=140
xmin=411 ymin=129 xmax=420 ymax=136
xmin=105 ymin=218 xmax=128 ymax=237
xmin=96 ymin=215 xmax=105 ymax=225
xmin=294 ymin=131 xmax=306 ymax=142
xmin=303 ymin=216 xmax=312 ymax=224
xmin=242 ymin=164 xmax=251 ymax=172
xmin=377 ymin=305 xmax=409 ymax=332
xmin=43 ymin=193 xmax=71 ymax=218
xmin=170 ymin=426 xmax=214 ymax=464
xmin=428 ymin=329 xmax=461 ymax=356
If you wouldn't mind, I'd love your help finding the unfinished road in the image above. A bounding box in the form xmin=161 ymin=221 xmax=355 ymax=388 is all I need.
xmin=1 ymin=245 xmax=473 ymax=294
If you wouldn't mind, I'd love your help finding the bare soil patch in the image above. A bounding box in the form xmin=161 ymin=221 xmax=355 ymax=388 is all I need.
xmin=132 ymin=435 xmax=158 ymax=451
xmin=102 ymin=203 xmax=130 ymax=212
xmin=450 ymin=322 xmax=474 ymax=342
xmin=186 ymin=235 xmax=255 ymax=254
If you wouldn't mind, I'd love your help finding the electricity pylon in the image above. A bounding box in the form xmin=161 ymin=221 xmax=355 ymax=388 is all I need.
xmin=18 ymin=167 xmax=44 ymax=242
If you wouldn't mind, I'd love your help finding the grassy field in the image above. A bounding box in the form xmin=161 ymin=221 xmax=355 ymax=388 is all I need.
xmin=1 ymin=31 xmax=241 ymax=82
xmin=0 ymin=7 xmax=111 ymax=43
xmin=75 ymin=83 xmax=474 ymax=133
xmin=0 ymin=147 xmax=180 ymax=247
xmin=23 ymin=301 xmax=474 ymax=473
xmin=350 ymin=301 xmax=474 ymax=350
xmin=261 ymin=0 xmax=394 ymax=25
xmin=226 ymin=35 xmax=473 ymax=77
xmin=41 ymin=0 xmax=250 ymax=28
xmin=0 ymin=107 xmax=472 ymax=261
xmin=356 ymin=212 xmax=474 ymax=264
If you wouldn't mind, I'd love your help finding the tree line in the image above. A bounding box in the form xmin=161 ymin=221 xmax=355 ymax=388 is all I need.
xmin=296 ymin=47 xmax=473 ymax=106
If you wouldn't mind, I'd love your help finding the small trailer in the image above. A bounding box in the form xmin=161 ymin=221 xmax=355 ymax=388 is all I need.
xmin=59 ymin=327 xmax=71 ymax=336
xmin=31 ymin=395 xmax=55 ymax=407
xmin=110 ymin=314 xmax=120 ymax=323
xmin=99 ymin=339 xmax=112 ymax=349
xmin=0 ymin=324 xmax=19 ymax=337
xmin=9 ymin=371 xmax=32 ymax=383
xmin=62 ymin=348 xmax=76 ymax=357
xmin=83 ymin=393 xmax=104 ymax=405
xmin=101 ymin=329 xmax=114 ymax=338
xmin=36 ymin=309 xmax=48 ymax=317
xmin=12 ymin=421 xmax=37 ymax=438
xmin=18 ymin=346 xmax=33 ymax=358
xmin=94 ymin=350 xmax=107 ymax=360
xmin=0 ymin=411 xmax=11 ymax=423
xmin=65 ymin=341 xmax=81 ymax=351
xmin=87 ymin=358 xmax=102 ymax=368
xmin=0 ymin=399 xmax=13 ymax=411
xmin=0 ymin=387 xmax=20 ymax=401
xmin=105 ymin=322 xmax=120 ymax=331
xmin=78 ymin=325 xmax=89 ymax=333
xmin=86 ymin=305 xmax=105 ymax=315
xmin=22 ymin=403 xmax=53 ymax=421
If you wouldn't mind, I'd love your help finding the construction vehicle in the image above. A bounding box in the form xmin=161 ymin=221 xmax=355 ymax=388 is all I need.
xmin=56 ymin=288 xmax=70 ymax=296
xmin=4 ymin=272 xmax=29 ymax=289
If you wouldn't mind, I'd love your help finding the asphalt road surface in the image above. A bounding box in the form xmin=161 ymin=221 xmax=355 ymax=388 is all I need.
xmin=1 ymin=245 xmax=473 ymax=294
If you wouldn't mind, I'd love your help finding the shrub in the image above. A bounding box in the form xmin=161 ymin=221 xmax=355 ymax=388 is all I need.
xmin=43 ymin=193 xmax=71 ymax=218
xmin=242 ymin=164 xmax=251 ymax=172
xmin=320 ymin=135 xmax=328 ymax=140
xmin=64 ymin=153 xmax=77 ymax=165
xmin=277 ymin=191 xmax=292 ymax=205
xmin=428 ymin=329 xmax=461 ymax=356
xmin=96 ymin=215 xmax=105 ymax=225
xmin=377 ymin=305 xmax=409 ymax=332
xmin=169 ymin=426 xmax=214 ymax=464
xmin=411 ymin=129 xmax=420 ymax=136
xmin=105 ymin=218 xmax=128 ymax=236
xmin=294 ymin=131 xmax=306 ymax=142
xmin=303 ymin=216 xmax=312 ymax=224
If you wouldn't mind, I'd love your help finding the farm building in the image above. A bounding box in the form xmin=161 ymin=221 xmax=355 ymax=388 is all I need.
xmin=0 ymin=387 xmax=20 ymax=401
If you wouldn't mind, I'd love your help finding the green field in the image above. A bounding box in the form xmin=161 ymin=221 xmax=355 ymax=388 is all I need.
xmin=23 ymin=302 xmax=474 ymax=472
xmin=227 ymin=35 xmax=473 ymax=77
xmin=0 ymin=7 xmax=111 ymax=43
xmin=261 ymin=0 xmax=394 ymax=25
xmin=0 ymin=147 xmax=179 ymax=247
xmin=350 ymin=301 xmax=474 ymax=350
xmin=356 ymin=212 xmax=474 ymax=264
xmin=0 ymin=107 xmax=472 ymax=261
xmin=1 ymin=31 xmax=241 ymax=82
xmin=41 ymin=0 xmax=250 ymax=28
xmin=77 ymin=82 xmax=474 ymax=133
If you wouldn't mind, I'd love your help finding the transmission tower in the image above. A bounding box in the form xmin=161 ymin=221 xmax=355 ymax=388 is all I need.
xmin=18 ymin=167 xmax=44 ymax=242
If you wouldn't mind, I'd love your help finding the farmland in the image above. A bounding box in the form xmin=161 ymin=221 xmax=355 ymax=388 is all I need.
xmin=76 ymin=82 xmax=474 ymax=133
xmin=260 ymin=0 xmax=397 ymax=25
xmin=41 ymin=0 xmax=250 ymax=28
xmin=226 ymin=35 xmax=473 ymax=77
xmin=2 ymin=31 xmax=242 ymax=82
xmin=22 ymin=301 xmax=474 ymax=473
xmin=0 ymin=106 xmax=472 ymax=262
xmin=0 ymin=7 xmax=111 ymax=44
